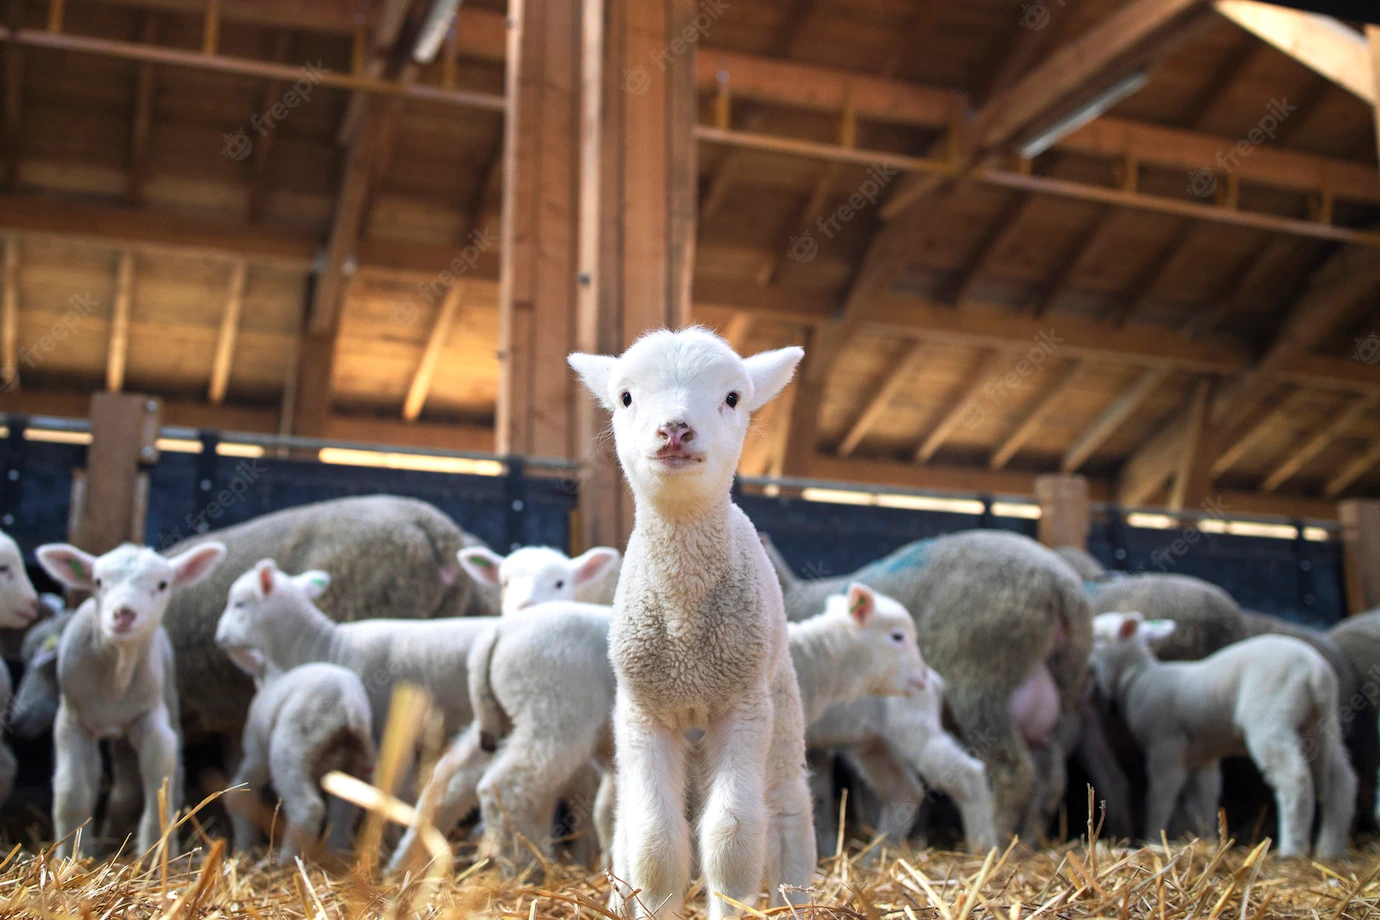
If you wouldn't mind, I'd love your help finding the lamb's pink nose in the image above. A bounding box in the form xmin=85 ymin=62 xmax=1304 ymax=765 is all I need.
xmin=657 ymin=422 xmax=694 ymax=447
xmin=111 ymin=608 xmax=137 ymax=630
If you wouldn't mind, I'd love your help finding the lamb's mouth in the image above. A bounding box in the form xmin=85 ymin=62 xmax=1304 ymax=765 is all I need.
xmin=649 ymin=448 xmax=704 ymax=469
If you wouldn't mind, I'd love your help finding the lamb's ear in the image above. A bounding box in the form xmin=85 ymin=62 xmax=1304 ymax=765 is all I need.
xmin=292 ymin=570 xmax=332 ymax=600
xmin=169 ymin=541 xmax=227 ymax=588
xmin=458 ymin=547 xmax=505 ymax=586
xmin=568 ymin=353 xmax=618 ymax=409
xmin=846 ymin=582 xmax=875 ymax=626
xmin=571 ymin=547 xmax=620 ymax=586
xmin=255 ymin=559 xmax=276 ymax=599
xmin=743 ymin=347 xmax=804 ymax=412
xmin=1116 ymin=611 xmax=1144 ymax=639
xmin=36 ymin=544 xmax=98 ymax=591
xmin=1141 ymin=619 xmax=1177 ymax=642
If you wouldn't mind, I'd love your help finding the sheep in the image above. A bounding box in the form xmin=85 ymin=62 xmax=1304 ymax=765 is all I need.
xmin=1326 ymin=609 xmax=1380 ymax=828
xmin=0 ymin=529 xmax=41 ymax=627
xmin=159 ymin=495 xmax=499 ymax=740
xmin=214 ymin=558 xmax=497 ymax=741
xmin=219 ymin=623 xmax=375 ymax=866
xmin=390 ymin=582 xmax=929 ymax=878
xmin=1051 ymin=546 xmax=1115 ymax=586
xmin=457 ymin=544 xmax=621 ymax=615
xmin=36 ymin=540 xmax=227 ymax=859
xmin=569 ymin=328 xmax=811 ymax=919
xmin=1089 ymin=611 xmax=1355 ymax=858
xmin=761 ymin=530 xmax=1091 ymax=843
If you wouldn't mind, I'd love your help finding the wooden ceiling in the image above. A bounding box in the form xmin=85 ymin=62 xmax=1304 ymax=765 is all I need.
xmin=1 ymin=0 xmax=1379 ymax=521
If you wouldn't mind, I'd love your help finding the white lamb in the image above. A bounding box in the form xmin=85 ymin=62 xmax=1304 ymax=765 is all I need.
xmin=0 ymin=529 xmax=42 ymax=809
xmin=1090 ymin=611 xmax=1355 ymax=858
xmin=389 ymin=582 xmax=927 ymax=878
xmin=807 ymin=666 xmax=998 ymax=853
xmin=569 ymin=328 xmax=809 ymax=918
xmin=458 ymin=544 xmax=621 ymax=615
xmin=214 ymin=558 xmax=498 ymax=741
xmin=219 ymin=584 xmax=375 ymax=866
xmin=37 ymin=540 xmax=227 ymax=859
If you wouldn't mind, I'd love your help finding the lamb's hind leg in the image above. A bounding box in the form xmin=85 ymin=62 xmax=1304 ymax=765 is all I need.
xmin=269 ymin=742 xmax=326 ymax=867
xmin=1243 ymin=728 xmax=1313 ymax=858
xmin=611 ymin=695 xmax=690 ymax=920
xmin=477 ymin=727 xmax=591 ymax=876
xmin=1311 ymin=721 xmax=1356 ymax=860
xmin=700 ymin=693 xmax=773 ymax=920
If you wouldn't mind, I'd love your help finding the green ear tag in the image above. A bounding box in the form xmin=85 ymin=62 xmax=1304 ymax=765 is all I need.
xmin=311 ymin=575 xmax=328 ymax=590
xmin=850 ymin=597 xmax=866 ymax=615
xmin=41 ymin=634 xmax=59 ymax=652
xmin=67 ymin=559 xmax=86 ymax=580
xmin=473 ymin=557 xmax=494 ymax=569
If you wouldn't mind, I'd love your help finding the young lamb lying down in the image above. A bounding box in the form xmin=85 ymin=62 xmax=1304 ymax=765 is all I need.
xmin=1090 ymin=611 xmax=1355 ymax=859
xmin=213 ymin=558 xmax=499 ymax=742
xmin=570 ymin=329 xmax=810 ymax=918
xmin=36 ymin=540 xmax=228 ymax=859
xmin=457 ymin=545 xmax=621 ymax=615
xmin=218 ymin=578 xmax=375 ymax=866
xmin=388 ymin=582 xmax=927 ymax=878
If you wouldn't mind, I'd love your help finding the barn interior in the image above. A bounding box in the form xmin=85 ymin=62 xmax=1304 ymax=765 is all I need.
xmin=3 ymin=0 xmax=1380 ymax=914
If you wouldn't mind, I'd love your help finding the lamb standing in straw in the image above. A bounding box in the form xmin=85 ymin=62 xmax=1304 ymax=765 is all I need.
xmin=569 ymin=328 xmax=808 ymax=919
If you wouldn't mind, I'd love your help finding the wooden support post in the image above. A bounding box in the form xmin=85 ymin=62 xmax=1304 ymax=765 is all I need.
xmin=106 ymin=250 xmax=134 ymax=392
xmin=1167 ymin=377 xmax=1217 ymax=512
xmin=1 ymin=233 xmax=15 ymax=391
xmin=1035 ymin=473 xmax=1090 ymax=550
xmin=570 ymin=0 xmax=697 ymax=551
xmin=1339 ymin=499 xmax=1380 ymax=613
xmin=72 ymin=392 xmax=160 ymax=555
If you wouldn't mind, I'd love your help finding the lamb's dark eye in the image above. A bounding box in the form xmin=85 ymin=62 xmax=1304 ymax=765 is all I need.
xmin=890 ymin=632 xmax=905 ymax=642
xmin=621 ymin=391 xmax=632 ymax=408
xmin=725 ymin=392 xmax=739 ymax=409
xmin=157 ymin=581 xmax=168 ymax=591
xmin=95 ymin=578 xmax=102 ymax=589
xmin=0 ymin=564 xmax=9 ymax=575
xmin=555 ymin=580 xmax=565 ymax=590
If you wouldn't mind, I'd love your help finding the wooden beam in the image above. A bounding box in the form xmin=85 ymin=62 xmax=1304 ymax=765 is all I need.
xmin=989 ymin=362 xmax=1084 ymax=470
xmin=1035 ymin=474 xmax=1091 ymax=549
xmin=1369 ymin=25 xmax=1380 ymax=170
xmin=402 ymin=282 xmax=462 ymax=421
xmin=1177 ymin=31 xmax=1263 ymax=127
xmin=1338 ymin=500 xmax=1380 ymax=612
xmin=310 ymin=110 xmax=385 ymax=337
xmin=1061 ymin=365 xmax=1170 ymax=472
xmin=1166 ymin=377 xmax=1217 ymax=511
xmin=1210 ymin=388 xmax=1306 ymax=476
xmin=720 ymin=313 xmax=753 ymax=354
xmin=837 ymin=340 xmax=926 ymax=457
xmin=1 ymin=233 xmax=15 ymax=391
xmin=126 ymin=13 xmax=158 ymax=207
xmin=1329 ymin=442 xmax=1380 ymax=499
xmin=2 ymin=0 xmax=22 ymax=194
xmin=1213 ymin=0 xmax=1373 ymax=104
xmin=914 ymin=350 xmax=1007 ymax=463
xmin=207 ymin=262 xmax=246 ymax=405
xmin=777 ymin=327 xmax=825 ymax=477
xmin=1028 ymin=208 xmax=1114 ymax=317
xmin=72 ymin=392 xmax=160 ymax=555
xmin=106 ymin=251 xmax=134 ymax=393
xmin=1110 ymin=228 xmax=1192 ymax=327
xmin=938 ymin=193 xmax=1033 ymax=307
xmin=246 ymin=31 xmax=291 ymax=222
xmin=970 ymin=0 xmax=1211 ymax=154
xmin=1278 ymin=353 xmax=1380 ymax=393
xmin=1261 ymin=392 xmax=1380 ymax=493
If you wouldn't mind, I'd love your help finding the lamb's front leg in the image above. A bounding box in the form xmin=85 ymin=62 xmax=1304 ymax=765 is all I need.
xmin=612 ymin=695 xmax=690 ymax=920
xmin=127 ymin=704 xmax=181 ymax=857
xmin=1143 ymin=744 xmax=1189 ymax=844
xmin=701 ymin=693 xmax=773 ymax=920
xmin=52 ymin=703 xmax=101 ymax=860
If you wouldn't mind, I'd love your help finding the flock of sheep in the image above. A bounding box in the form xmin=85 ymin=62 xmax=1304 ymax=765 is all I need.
xmin=0 ymin=328 xmax=1376 ymax=918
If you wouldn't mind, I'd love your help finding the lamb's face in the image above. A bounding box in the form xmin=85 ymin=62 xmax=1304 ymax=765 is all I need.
xmin=1089 ymin=611 xmax=1175 ymax=696
xmin=833 ymin=583 xmax=928 ymax=696
xmin=216 ymin=560 xmax=329 ymax=670
xmin=459 ymin=545 xmax=620 ymax=615
xmin=0 ymin=531 xmax=40 ymax=628
xmin=569 ymin=328 xmax=803 ymax=506
xmin=36 ymin=541 xmax=226 ymax=644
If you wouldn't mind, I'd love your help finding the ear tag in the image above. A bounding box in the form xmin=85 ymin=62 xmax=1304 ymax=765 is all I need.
xmin=41 ymin=634 xmax=59 ymax=652
xmin=310 ymin=575 xmax=328 ymax=590
xmin=67 ymin=559 xmax=86 ymax=580
xmin=473 ymin=557 xmax=494 ymax=569
xmin=850 ymin=597 xmax=866 ymax=615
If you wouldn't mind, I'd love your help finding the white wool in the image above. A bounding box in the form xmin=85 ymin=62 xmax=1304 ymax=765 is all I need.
xmin=0 ymin=529 xmax=39 ymax=629
xmin=36 ymin=540 xmax=227 ymax=859
xmin=1091 ymin=611 xmax=1355 ymax=859
xmin=457 ymin=544 xmax=620 ymax=615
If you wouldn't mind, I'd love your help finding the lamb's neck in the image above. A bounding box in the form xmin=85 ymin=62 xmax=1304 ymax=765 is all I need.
xmin=1111 ymin=645 xmax=1160 ymax=703
xmin=788 ymin=616 xmax=871 ymax=724
xmin=265 ymin=603 xmax=341 ymax=670
xmin=632 ymin=493 xmax=733 ymax=565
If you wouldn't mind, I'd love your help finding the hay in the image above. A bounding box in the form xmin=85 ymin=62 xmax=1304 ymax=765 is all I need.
xmin=5 ymin=828 xmax=1380 ymax=918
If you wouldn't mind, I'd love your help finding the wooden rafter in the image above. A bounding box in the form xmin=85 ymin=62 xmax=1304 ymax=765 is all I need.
xmin=402 ymin=282 xmax=463 ymax=422
xmin=1328 ymin=440 xmax=1380 ymax=499
xmin=939 ymin=193 xmax=1034 ymax=307
xmin=1061 ymin=365 xmax=1171 ymax=473
xmin=1369 ymin=25 xmax=1380 ymax=169
xmin=1210 ymin=387 xmax=1307 ymax=476
xmin=1028 ymin=208 xmax=1115 ymax=317
xmin=1 ymin=233 xmax=15 ymax=389
xmin=106 ymin=251 xmax=135 ymax=392
xmin=989 ymin=362 xmax=1085 ymax=470
xmin=246 ymin=31 xmax=291 ymax=222
xmin=1167 ymin=377 xmax=1217 ymax=510
xmin=1178 ymin=31 xmax=1263 ymax=127
xmin=2 ymin=0 xmax=22 ymax=194
xmin=720 ymin=314 xmax=753 ymax=354
xmin=126 ymin=12 xmax=157 ymax=206
xmin=1213 ymin=0 xmax=1373 ymax=104
xmin=1261 ymin=392 xmax=1380 ymax=493
xmin=837 ymin=340 xmax=927 ymax=458
xmin=207 ymin=261 xmax=246 ymax=405
xmin=914 ymin=350 xmax=1006 ymax=464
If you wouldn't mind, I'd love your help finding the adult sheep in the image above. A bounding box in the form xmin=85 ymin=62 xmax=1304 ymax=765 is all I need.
xmin=1327 ymin=609 xmax=1380 ymax=829
xmin=763 ymin=529 xmax=1091 ymax=841
xmin=161 ymin=495 xmax=499 ymax=738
